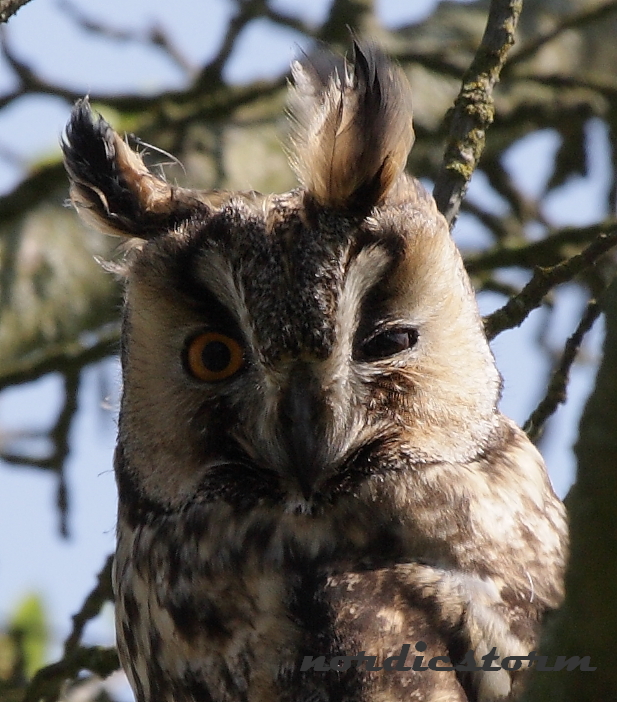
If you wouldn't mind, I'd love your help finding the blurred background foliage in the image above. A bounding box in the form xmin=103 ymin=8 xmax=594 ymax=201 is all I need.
xmin=1 ymin=0 xmax=617 ymax=699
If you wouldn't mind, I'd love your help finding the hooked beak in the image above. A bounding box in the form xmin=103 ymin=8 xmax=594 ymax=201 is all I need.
xmin=278 ymin=362 xmax=332 ymax=499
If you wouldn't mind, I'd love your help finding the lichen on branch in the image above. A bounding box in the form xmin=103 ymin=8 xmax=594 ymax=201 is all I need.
xmin=433 ymin=0 xmax=523 ymax=227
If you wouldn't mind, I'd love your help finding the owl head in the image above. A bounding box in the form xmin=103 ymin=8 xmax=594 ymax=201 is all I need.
xmin=63 ymin=43 xmax=501 ymax=513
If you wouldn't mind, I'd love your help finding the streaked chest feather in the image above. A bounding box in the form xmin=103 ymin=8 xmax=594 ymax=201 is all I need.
xmin=113 ymin=433 xmax=566 ymax=702
xmin=114 ymin=510 xmax=468 ymax=702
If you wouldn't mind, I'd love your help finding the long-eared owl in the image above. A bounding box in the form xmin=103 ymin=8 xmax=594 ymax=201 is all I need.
xmin=62 ymin=42 xmax=567 ymax=702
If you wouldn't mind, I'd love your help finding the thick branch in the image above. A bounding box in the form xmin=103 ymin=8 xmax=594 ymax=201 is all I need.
xmin=433 ymin=0 xmax=522 ymax=227
xmin=320 ymin=0 xmax=376 ymax=44
xmin=0 ymin=163 xmax=66 ymax=229
xmin=22 ymin=646 xmax=119 ymax=702
xmin=0 ymin=0 xmax=33 ymax=23
xmin=193 ymin=0 xmax=264 ymax=87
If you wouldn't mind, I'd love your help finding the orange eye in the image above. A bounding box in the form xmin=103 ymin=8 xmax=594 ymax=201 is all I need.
xmin=185 ymin=331 xmax=244 ymax=382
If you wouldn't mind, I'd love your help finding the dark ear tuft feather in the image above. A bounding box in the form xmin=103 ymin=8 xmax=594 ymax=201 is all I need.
xmin=62 ymin=99 xmax=206 ymax=239
xmin=287 ymin=41 xmax=414 ymax=213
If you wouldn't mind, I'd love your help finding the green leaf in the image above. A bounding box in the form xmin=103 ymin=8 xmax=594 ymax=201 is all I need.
xmin=9 ymin=594 xmax=48 ymax=679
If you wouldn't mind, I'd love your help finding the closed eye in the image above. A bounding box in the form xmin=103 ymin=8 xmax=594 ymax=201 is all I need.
xmin=357 ymin=327 xmax=418 ymax=362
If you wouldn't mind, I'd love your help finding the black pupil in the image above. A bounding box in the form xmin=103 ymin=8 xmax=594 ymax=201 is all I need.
xmin=202 ymin=340 xmax=232 ymax=372
xmin=362 ymin=329 xmax=417 ymax=360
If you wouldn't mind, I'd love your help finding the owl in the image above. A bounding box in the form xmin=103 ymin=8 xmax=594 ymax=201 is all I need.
xmin=62 ymin=43 xmax=567 ymax=702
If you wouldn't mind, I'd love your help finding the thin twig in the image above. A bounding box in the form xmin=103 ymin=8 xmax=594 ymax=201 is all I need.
xmin=484 ymin=229 xmax=617 ymax=340
xmin=63 ymin=555 xmax=115 ymax=657
xmin=58 ymin=0 xmax=196 ymax=77
xmin=395 ymin=49 xmax=468 ymax=80
xmin=465 ymin=218 xmax=617 ymax=275
xmin=0 ymin=370 xmax=83 ymax=536
xmin=512 ymin=71 xmax=617 ymax=99
xmin=53 ymin=371 xmax=81 ymax=537
xmin=524 ymin=299 xmax=602 ymax=441
xmin=433 ymin=0 xmax=523 ymax=227
xmin=0 ymin=28 xmax=286 ymax=123
xmin=0 ymin=324 xmax=120 ymax=392
xmin=265 ymin=4 xmax=314 ymax=36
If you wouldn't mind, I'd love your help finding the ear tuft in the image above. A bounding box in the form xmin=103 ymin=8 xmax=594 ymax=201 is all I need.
xmin=287 ymin=41 xmax=414 ymax=213
xmin=62 ymin=99 xmax=205 ymax=238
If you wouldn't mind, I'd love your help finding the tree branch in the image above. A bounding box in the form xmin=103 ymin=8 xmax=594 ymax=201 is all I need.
xmin=0 ymin=370 xmax=83 ymax=536
xmin=524 ymin=298 xmax=602 ymax=441
xmin=395 ymin=49 xmax=467 ymax=80
xmin=0 ymin=163 xmax=66 ymax=229
xmin=433 ymin=0 xmax=522 ymax=227
xmin=507 ymin=0 xmax=617 ymax=69
xmin=52 ymin=371 xmax=80 ymax=537
xmin=22 ymin=646 xmax=119 ymax=702
xmin=523 ymin=275 xmax=617 ymax=701
xmin=0 ymin=0 xmax=34 ymax=24
xmin=484 ymin=229 xmax=617 ymax=340
xmin=465 ymin=218 xmax=617 ymax=275
xmin=63 ymin=555 xmax=114 ymax=657
xmin=0 ymin=323 xmax=120 ymax=392
xmin=58 ymin=0 xmax=195 ymax=77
